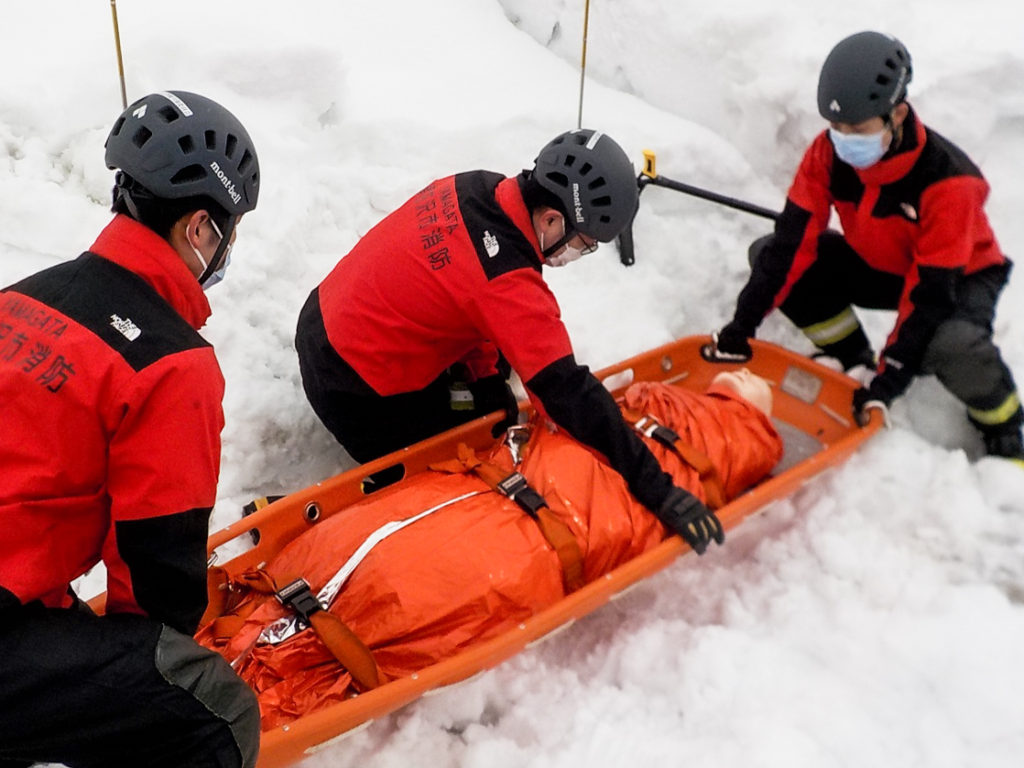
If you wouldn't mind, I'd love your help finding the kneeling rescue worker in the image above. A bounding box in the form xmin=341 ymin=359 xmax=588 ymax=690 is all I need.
xmin=0 ymin=91 xmax=261 ymax=768
xmin=295 ymin=128 xmax=726 ymax=554
xmin=706 ymin=31 xmax=1023 ymax=463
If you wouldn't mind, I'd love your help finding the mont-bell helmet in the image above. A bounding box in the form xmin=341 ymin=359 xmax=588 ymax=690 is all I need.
xmin=105 ymin=90 xmax=259 ymax=215
xmin=104 ymin=91 xmax=260 ymax=285
xmin=817 ymin=31 xmax=912 ymax=125
xmin=533 ymin=129 xmax=638 ymax=242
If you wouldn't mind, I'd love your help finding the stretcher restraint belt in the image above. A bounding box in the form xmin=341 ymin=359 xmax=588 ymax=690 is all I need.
xmin=258 ymin=491 xmax=486 ymax=646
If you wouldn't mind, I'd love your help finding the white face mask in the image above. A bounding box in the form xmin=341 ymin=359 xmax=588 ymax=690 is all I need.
xmin=540 ymin=218 xmax=591 ymax=268
xmin=546 ymin=243 xmax=584 ymax=268
xmin=828 ymin=127 xmax=890 ymax=169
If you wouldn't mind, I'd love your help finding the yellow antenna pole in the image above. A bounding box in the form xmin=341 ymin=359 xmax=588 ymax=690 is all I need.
xmin=110 ymin=0 xmax=127 ymax=108
xmin=576 ymin=0 xmax=591 ymax=129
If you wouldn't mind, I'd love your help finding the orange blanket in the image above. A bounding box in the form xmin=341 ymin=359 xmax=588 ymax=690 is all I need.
xmin=198 ymin=381 xmax=782 ymax=728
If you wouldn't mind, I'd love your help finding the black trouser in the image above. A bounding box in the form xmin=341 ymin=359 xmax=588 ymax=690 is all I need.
xmin=295 ymin=290 xmax=486 ymax=463
xmin=0 ymin=604 xmax=259 ymax=768
xmin=751 ymin=232 xmax=1022 ymax=434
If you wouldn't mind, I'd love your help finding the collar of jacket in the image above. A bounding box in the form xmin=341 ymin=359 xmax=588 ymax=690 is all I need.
xmin=854 ymin=105 xmax=926 ymax=187
xmin=497 ymin=175 xmax=544 ymax=267
xmin=89 ymin=214 xmax=213 ymax=330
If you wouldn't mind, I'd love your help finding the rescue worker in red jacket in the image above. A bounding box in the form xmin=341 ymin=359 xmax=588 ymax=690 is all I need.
xmin=296 ymin=129 xmax=725 ymax=555
xmin=0 ymin=92 xmax=261 ymax=768
xmin=705 ymin=31 xmax=1023 ymax=462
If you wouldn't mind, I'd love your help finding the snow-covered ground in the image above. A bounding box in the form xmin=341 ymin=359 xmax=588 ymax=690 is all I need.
xmin=3 ymin=1 xmax=1023 ymax=766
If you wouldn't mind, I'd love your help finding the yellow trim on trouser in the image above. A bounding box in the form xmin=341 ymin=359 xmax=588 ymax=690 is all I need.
xmin=968 ymin=391 xmax=1022 ymax=427
xmin=800 ymin=307 xmax=861 ymax=347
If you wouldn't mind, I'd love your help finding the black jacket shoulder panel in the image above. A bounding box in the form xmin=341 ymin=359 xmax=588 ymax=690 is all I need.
xmin=874 ymin=127 xmax=984 ymax=221
xmin=829 ymin=160 xmax=864 ymax=205
xmin=7 ymin=253 xmax=209 ymax=372
xmin=454 ymin=171 xmax=542 ymax=281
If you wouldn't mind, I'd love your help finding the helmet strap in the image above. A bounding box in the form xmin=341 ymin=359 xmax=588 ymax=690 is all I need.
xmin=196 ymin=215 xmax=237 ymax=286
xmin=541 ymin=220 xmax=576 ymax=259
xmin=113 ymin=171 xmax=143 ymax=221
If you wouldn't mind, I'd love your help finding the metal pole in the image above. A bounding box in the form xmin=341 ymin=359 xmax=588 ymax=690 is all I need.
xmin=110 ymin=0 xmax=127 ymax=108
xmin=576 ymin=0 xmax=591 ymax=129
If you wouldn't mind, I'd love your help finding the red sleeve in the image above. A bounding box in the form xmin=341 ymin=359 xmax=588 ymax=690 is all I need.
xmin=774 ymin=133 xmax=836 ymax=308
xmin=466 ymin=267 xmax=574 ymax=384
xmin=101 ymin=347 xmax=224 ymax=629
xmin=881 ymin=176 xmax=987 ymax=368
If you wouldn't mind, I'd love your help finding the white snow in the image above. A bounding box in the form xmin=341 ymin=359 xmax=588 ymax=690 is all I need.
xmin=3 ymin=1 xmax=1023 ymax=766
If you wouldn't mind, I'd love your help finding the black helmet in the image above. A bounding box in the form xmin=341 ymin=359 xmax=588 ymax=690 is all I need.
xmin=105 ymin=90 xmax=259 ymax=215
xmin=817 ymin=31 xmax=912 ymax=124
xmin=532 ymin=129 xmax=638 ymax=242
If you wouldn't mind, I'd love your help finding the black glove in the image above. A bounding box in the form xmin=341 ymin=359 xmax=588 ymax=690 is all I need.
xmin=701 ymin=322 xmax=753 ymax=363
xmin=657 ymin=487 xmax=724 ymax=555
xmin=468 ymin=374 xmax=519 ymax=434
xmin=851 ymin=385 xmax=890 ymax=427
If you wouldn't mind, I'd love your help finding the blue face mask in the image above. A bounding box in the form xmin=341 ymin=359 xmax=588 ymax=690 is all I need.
xmin=200 ymin=251 xmax=231 ymax=291
xmin=828 ymin=127 xmax=889 ymax=169
xmin=193 ymin=218 xmax=233 ymax=291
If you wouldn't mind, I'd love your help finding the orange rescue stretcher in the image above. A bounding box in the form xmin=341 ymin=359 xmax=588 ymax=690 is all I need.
xmin=98 ymin=335 xmax=884 ymax=767
xmin=208 ymin=336 xmax=882 ymax=766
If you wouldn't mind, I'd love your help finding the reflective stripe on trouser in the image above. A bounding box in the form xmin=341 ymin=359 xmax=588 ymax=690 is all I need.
xmin=968 ymin=392 xmax=1022 ymax=428
xmin=799 ymin=307 xmax=861 ymax=347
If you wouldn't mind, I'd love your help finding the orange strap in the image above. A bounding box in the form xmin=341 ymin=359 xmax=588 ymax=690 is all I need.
xmin=447 ymin=444 xmax=585 ymax=593
xmin=307 ymin=610 xmax=380 ymax=690
xmin=625 ymin=410 xmax=727 ymax=510
xmin=208 ymin=568 xmax=381 ymax=690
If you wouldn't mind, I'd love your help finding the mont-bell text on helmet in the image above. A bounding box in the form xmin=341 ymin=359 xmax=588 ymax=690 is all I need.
xmin=210 ymin=161 xmax=242 ymax=206
xmin=572 ymin=182 xmax=585 ymax=224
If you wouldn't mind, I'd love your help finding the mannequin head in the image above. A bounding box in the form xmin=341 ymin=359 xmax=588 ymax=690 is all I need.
xmin=711 ymin=368 xmax=773 ymax=415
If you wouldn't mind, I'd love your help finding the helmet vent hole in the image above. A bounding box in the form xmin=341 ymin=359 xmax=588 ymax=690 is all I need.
xmin=588 ymin=177 xmax=606 ymax=191
xmin=169 ymin=164 xmax=207 ymax=185
xmin=225 ymin=134 xmax=238 ymax=159
xmin=545 ymin=171 xmax=569 ymax=189
xmin=110 ymin=117 xmax=126 ymax=137
xmin=205 ymin=130 xmax=217 ymax=151
xmin=238 ymin=149 xmax=254 ymax=174
xmin=132 ymin=126 xmax=152 ymax=148
xmin=591 ymin=195 xmax=611 ymax=208
xmin=563 ymin=153 xmax=576 ymax=168
xmin=157 ymin=106 xmax=180 ymax=123
xmin=578 ymin=161 xmax=592 ymax=176
xmin=178 ymin=135 xmax=195 ymax=155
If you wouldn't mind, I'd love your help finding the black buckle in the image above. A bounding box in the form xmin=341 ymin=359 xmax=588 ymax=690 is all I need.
xmin=495 ymin=472 xmax=547 ymax=518
xmin=275 ymin=578 xmax=322 ymax=623
xmin=633 ymin=415 xmax=680 ymax=447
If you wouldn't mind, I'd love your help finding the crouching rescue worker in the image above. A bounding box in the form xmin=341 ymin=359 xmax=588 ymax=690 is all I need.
xmin=295 ymin=128 xmax=725 ymax=554
xmin=705 ymin=31 xmax=1023 ymax=463
xmin=0 ymin=91 xmax=261 ymax=768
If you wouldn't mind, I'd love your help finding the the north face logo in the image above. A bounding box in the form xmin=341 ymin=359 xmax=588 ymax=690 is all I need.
xmin=482 ymin=231 xmax=499 ymax=258
xmin=110 ymin=314 xmax=141 ymax=341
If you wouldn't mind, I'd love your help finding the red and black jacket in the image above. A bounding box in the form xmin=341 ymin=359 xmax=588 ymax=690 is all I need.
xmin=0 ymin=215 xmax=224 ymax=635
xmin=732 ymin=107 xmax=1006 ymax=399
xmin=306 ymin=171 xmax=676 ymax=512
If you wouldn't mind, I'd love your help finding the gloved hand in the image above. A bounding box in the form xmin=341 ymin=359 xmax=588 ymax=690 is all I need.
xmin=657 ymin=487 xmax=724 ymax=555
xmin=468 ymin=374 xmax=520 ymax=434
xmin=852 ymin=385 xmax=890 ymax=427
xmin=700 ymin=322 xmax=753 ymax=363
